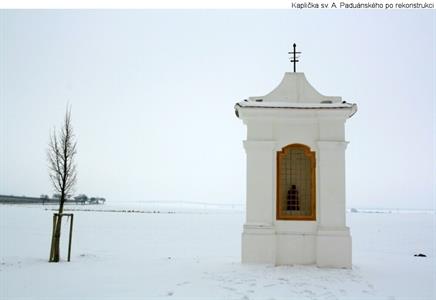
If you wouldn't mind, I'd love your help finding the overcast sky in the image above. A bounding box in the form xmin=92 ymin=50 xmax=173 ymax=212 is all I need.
xmin=0 ymin=10 xmax=434 ymax=209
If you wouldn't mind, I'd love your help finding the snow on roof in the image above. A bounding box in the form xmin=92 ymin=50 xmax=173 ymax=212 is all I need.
xmin=235 ymin=101 xmax=355 ymax=109
xmin=234 ymin=101 xmax=358 ymax=119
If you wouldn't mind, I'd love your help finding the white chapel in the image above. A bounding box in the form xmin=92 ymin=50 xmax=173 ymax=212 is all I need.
xmin=234 ymin=46 xmax=357 ymax=268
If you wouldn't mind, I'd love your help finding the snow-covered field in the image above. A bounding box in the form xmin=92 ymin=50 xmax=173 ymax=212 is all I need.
xmin=0 ymin=204 xmax=435 ymax=300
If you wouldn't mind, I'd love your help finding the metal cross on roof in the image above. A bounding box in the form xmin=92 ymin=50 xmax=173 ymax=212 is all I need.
xmin=288 ymin=43 xmax=301 ymax=73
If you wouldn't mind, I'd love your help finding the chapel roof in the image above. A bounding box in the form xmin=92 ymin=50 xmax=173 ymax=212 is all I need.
xmin=235 ymin=72 xmax=357 ymax=117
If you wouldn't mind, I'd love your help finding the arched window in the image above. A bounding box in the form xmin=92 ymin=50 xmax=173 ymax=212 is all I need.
xmin=276 ymin=144 xmax=316 ymax=220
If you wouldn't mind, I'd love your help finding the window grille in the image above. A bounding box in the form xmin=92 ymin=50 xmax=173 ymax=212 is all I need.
xmin=276 ymin=144 xmax=316 ymax=220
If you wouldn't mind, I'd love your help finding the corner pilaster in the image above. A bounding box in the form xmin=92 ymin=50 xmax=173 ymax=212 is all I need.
xmin=241 ymin=140 xmax=276 ymax=264
xmin=316 ymin=140 xmax=352 ymax=268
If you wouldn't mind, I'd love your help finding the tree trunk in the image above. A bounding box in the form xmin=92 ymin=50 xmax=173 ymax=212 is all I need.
xmin=50 ymin=191 xmax=64 ymax=263
xmin=49 ymin=215 xmax=62 ymax=262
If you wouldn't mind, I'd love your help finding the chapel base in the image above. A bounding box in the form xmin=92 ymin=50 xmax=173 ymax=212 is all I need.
xmin=241 ymin=225 xmax=275 ymax=264
xmin=316 ymin=228 xmax=352 ymax=269
xmin=275 ymin=233 xmax=316 ymax=265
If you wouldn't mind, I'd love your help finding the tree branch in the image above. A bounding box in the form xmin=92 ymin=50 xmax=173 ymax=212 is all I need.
xmin=47 ymin=107 xmax=77 ymax=214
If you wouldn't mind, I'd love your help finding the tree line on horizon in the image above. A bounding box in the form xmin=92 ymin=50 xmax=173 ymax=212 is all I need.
xmin=40 ymin=193 xmax=106 ymax=204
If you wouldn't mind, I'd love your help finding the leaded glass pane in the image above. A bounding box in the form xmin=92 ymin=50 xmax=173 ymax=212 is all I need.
xmin=277 ymin=144 xmax=315 ymax=220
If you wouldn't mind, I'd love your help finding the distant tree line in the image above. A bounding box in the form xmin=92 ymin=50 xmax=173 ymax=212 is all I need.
xmin=40 ymin=194 xmax=106 ymax=204
xmin=0 ymin=194 xmax=104 ymax=205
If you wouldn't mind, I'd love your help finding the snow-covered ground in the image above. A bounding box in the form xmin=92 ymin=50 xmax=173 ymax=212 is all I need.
xmin=0 ymin=204 xmax=435 ymax=300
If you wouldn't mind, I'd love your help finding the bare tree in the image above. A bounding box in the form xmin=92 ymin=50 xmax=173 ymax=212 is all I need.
xmin=47 ymin=107 xmax=77 ymax=262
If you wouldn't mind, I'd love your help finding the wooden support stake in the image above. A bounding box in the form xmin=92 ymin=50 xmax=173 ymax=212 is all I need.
xmin=67 ymin=214 xmax=74 ymax=262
